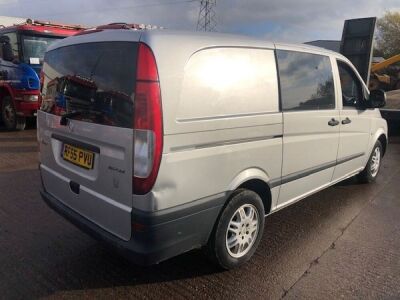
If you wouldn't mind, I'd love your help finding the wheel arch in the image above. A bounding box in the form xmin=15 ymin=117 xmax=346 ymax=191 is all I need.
xmin=369 ymin=127 xmax=388 ymax=158
xmin=0 ymin=85 xmax=15 ymax=102
xmin=227 ymin=168 xmax=273 ymax=215
xmin=377 ymin=134 xmax=387 ymax=157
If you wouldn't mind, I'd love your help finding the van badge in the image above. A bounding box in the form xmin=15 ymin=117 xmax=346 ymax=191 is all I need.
xmin=108 ymin=166 xmax=125 ymax=174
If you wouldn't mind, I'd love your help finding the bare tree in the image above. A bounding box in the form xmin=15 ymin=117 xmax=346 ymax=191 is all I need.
xmin=376 ymin=11 xmax=400 ymax=58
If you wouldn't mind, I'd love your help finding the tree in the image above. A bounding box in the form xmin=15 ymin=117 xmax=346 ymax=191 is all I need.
xmin=376 ymin=11 xmax=400 ymax=58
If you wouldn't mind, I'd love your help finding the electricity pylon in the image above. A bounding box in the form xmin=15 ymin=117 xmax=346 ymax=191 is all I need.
xmin=196 ymin=0 xmax=217 ymax=31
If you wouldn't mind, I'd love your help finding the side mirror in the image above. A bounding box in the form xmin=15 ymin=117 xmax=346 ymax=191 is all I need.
xmin=1 ymin=42 xmax=14 ymax=62
xmin=369 ymin=89 xmax=386 ymax=108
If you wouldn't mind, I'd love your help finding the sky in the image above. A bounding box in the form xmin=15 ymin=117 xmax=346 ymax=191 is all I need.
xmin=0 ymin=0 xmax=399 ymax=43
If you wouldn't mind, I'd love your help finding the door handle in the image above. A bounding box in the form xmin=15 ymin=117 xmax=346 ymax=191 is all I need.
xmin=328 ymin=118 xmax=340 ymax=126
xmin=342 ymin=117 xmax=352 ymax=125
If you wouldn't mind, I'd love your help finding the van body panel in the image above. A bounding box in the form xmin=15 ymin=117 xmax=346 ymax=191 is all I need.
xmin=38 ymin=113 xmax=134 ymax=240
xmin=41 ymin=164 xmax=132 ymax=239
xmin=277 ymin=110 xmax=340 ymax=206
xmin=163 ymin=115 xmax=282 ymax=153
xmin=275 ymin=49 xmax=340 ymax=207
xmin=132 ymin=39 xmax=282 ymax=212
xmin=334 ymin=108 xmax=372 ymax=178
xmin=333 ymin=108 xmax=386 ymax=181
xmin=331 ymin=58 xmax=379 ymax=181
xmin=150 ymin=133 xmax=282 ymax=211
xmin=133 ymin=115 xmax=282 ymax=212
xmin=140 ymin=31 xmax=276 ymax=136
xmin=277 ymin=167 xmax=335 ymax=209
xmin=281 ymin=111 xmax=340 ymax=175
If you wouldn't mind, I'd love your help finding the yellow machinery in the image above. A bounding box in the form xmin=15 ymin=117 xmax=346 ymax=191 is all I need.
xmin=369 ymin=54 xmax=400 ymax=91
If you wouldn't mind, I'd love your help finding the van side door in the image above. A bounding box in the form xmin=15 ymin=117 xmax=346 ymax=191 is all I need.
xmin=275 ymin=50 xmax=340 ymax=208
xmin=331 ymin=60 xmax=372 ymax=181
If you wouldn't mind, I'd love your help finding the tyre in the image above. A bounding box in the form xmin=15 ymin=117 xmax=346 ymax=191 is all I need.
xmin=206 ymin=189 xmax=265 ymax=269
xmin=15 ymin=116 xmax=26 ymax=131
xmin=358 ymin=140 xmax=383 ymax=183
xmin=1 ymin=97 xmax=25 ymax=131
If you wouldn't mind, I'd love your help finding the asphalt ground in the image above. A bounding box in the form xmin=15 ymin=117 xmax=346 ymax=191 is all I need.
xmin=0 ymin=128 xmax=399 ymax=299
xmin=385 ymin=89 xmax=400 ymax=110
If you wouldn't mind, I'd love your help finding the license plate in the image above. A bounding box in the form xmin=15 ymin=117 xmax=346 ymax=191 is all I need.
xmin=62 ymin=144 xmax=94 ymax=169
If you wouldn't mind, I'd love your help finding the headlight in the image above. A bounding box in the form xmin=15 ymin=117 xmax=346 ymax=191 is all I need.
xmin=23 ymin=95 xmax=39 ymax=102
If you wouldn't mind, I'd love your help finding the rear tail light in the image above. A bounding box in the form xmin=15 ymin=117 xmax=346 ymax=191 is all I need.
xmin=132 ymin=43 xmax=163 ymax=195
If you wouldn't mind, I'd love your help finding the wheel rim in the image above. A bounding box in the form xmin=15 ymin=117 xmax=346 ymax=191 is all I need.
xmin=370 ymin=147 xmax=381 ymax=177
xmin=225 ymin=204 xmax=259 ymax=258
xmin=3 ymin=102 xmax=15 ymax=125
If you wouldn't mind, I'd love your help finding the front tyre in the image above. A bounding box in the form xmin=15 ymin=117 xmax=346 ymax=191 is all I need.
xmin=358 ymin=140 xmax=383 ymax=183
xmin=1 ymin=97 xmax=25 ymax=131
xmin=15 ymin=116 xmax=26 ymax=131
xmin=206 ymin=189 xmax=265 ymax=269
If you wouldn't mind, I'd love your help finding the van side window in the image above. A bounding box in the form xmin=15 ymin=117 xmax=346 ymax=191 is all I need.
xmin=337 ymin=61 xmax=363 ymax=108
xmin=177 ymin=47 xmax=279 ymax=120
xmin=276 ymin=50 xmax=335 ymax=111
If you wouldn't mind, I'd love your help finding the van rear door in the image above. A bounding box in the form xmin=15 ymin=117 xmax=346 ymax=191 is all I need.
xmin=38 ymin=41 xmax=139 ymax=241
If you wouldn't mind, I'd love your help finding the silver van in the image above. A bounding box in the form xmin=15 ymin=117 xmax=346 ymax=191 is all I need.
xmin=38 ymin=26 xmax=388 ymax=269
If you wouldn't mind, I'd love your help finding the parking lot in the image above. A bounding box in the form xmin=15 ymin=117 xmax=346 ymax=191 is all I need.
xmin=0 ymin=127 xmax=398 ymax=299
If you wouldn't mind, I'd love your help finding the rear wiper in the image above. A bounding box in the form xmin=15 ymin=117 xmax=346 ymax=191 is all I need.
xmin=60 ymin=111 xmax=82 ymax=126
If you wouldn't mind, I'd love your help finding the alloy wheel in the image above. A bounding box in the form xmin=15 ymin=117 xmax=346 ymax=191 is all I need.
xmin=225 ymin=204 xmax=259 ymax=258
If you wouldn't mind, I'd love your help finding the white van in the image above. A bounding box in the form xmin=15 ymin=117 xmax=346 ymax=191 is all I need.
xmin=38 ymin=26 xmax=388 ymax=269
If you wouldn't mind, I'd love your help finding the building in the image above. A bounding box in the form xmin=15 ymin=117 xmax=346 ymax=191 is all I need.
xmin=304 ymin=40 xmax=341 ymax=52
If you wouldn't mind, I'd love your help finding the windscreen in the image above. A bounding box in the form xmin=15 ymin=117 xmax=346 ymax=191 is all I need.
xmin=41 ymin=42 xmax=138 ymax=128
xmin=22 ymin=34 xmax=62 ymax=65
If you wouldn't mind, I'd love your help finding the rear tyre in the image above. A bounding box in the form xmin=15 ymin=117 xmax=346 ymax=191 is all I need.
xmin=1 ymin=97 xmax=25 ymax=131
xmin=358 ymin=140 xmax=383 ymax=183
xmin=205 ymin=189 xmax=265 ymax=269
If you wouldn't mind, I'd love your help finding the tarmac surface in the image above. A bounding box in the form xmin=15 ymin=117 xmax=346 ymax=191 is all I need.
xmin=385 ymin=89 xmax=400 ymax=109
xmin=0 ymin=128 xmax=399 ymax=299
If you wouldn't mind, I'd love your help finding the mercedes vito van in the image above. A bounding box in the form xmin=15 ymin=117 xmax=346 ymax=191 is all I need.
xmin=38 ymin=26 xmax=388 ymax=269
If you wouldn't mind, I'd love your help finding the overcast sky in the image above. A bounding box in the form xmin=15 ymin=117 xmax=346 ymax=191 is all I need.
xmin=0 ymin=0 xmax=399 ymax=42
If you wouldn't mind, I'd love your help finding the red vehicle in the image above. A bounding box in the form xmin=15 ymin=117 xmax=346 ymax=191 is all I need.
xmin=0 ymin=18 xmax=84 ymax=130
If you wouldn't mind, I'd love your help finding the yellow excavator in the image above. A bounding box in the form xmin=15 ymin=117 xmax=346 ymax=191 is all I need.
xmin=369 ymin=54 xmax=400 ymax=91
xmin=371 ymin=54 xmax=400 ymax=131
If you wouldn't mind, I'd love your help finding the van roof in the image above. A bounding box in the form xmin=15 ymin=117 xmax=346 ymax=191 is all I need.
xmin=47 ymin=28 xmax=348 ymax=61
xmin=143 ymin=29 xmax=344 ymax=56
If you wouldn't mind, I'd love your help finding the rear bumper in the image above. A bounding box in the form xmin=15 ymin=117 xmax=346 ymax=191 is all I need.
xmin=40 ymin=189 xmax=224 ymax=265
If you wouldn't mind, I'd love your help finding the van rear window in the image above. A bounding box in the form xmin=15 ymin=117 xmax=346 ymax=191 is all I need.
xmin=41 ymin=42 xmax=138 ymax=128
